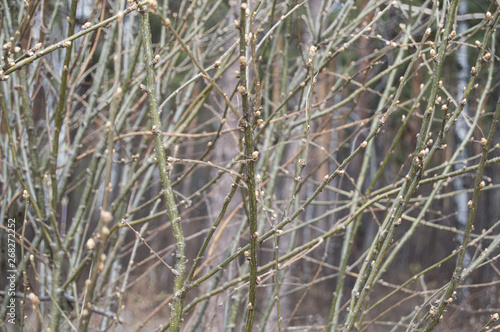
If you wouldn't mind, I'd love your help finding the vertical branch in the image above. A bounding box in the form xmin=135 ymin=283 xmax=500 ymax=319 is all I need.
xmin=342 ymin=1 xmax=460 ymax=329
xmin=101 ymin=2 xmax=124 ymax=213
xmin=47 ymin=0 xmax=79 ymax=326
xmin=48 ymin=0 xmax=78 ymax=209
xmin=77 ymin=3 xmax=126 ymax=330
xmin=329 ymin=17 xmax=432 ymax=330
xmin=421 ymin=68 xmax=500 ymax=332
xmin=238 ymin=1 xmax=259 ymax=331
xmin=19 ymin=190 xmax=30 ymax=331
xmin=138 ymin=4 xmax=186 ymax=332
xmin=18 ymin=68 xmax=45 ymax=220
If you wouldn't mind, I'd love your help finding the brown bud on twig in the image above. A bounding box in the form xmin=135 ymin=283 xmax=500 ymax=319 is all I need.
xmin=240 ymin=56 xmax=247 ymax=66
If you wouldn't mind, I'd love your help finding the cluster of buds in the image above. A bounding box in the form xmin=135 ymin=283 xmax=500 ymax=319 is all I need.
xmin=237 ymin=85 xmax=246 ymax=95
xmin=100 ymin=225 xmax=110 ymax=238
xmin=309 ymin=45 xmax=317 ymax=57
xmin=253 ymin=108 xmax=264 ymax=127
xmin=101 ymin=210 xmax=113 ymax=224
xmin=146 ymin=0 xmax=157 ymax=11
xmin=29 ymin=293 xmax=40 ymax=306
xmin=139 ymin=84 xmax=149 ymax=94
xmin=2 ymin=41 xmax=16 ymax=70
xmin=307 ymin=45 xmax=317 ymax=66
xmin=252 ymin=151 xmax=259 ymax=160
xmin=386 ymin=40 xmax=398 ymax=48
xmin=26 ymin=42 xmax=42 ymax=57
xmin=239 ymin=56 xmax=247 ymax=67
xmin=6 ymin=57 xmax=15 ymax=67
xmin=245 ymin=32 xmax=254 ymax=45
xmin=61 ymin=40 xmax=72 ymax=48
xmin=152 ymin=54 xmax=160 ymax=66
xmin=3 ymin=41 xmax=12 ymax=51
xmin=86 ymin=238 xmax=96 ymax=251
xmin=418 ymin=148 xmax=429 ymax=159
xmin=417 ymin=148 xmax=429 ymax=168
xmin=97 ymin=253 xmax=107 ymax=272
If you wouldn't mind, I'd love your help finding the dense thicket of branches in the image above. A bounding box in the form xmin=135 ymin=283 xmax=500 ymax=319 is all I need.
xmin=1 ymin=0 xmax=500 ymax=331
